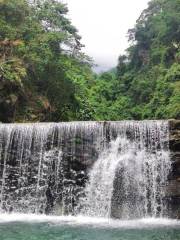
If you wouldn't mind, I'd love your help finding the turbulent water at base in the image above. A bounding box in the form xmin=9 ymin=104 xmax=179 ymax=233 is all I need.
xmin=0 ymin=214 xmax=180 ymax=240
xmin=0 ymin=121 xmax=170 ymax=219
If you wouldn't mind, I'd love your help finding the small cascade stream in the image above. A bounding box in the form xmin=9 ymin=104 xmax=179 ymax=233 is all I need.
xmin=0 ymin=121 xmax=171 ymax=219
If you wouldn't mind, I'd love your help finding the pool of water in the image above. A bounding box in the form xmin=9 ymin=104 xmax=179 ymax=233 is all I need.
xmin=0 ymin=214 xmax=180 ymax=240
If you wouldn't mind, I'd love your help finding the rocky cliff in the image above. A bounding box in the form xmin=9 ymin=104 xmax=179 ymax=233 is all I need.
xmin=166 ymin=120 xmax=180 ymax=218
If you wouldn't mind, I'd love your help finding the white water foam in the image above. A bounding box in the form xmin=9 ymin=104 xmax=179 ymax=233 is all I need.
xmin=0 ymin=214 xmax=179 ymax=229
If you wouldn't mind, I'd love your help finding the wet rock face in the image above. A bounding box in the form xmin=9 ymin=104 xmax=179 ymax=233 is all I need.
xmin=169 ymin=120 xmax=180 ymax=152
xmin=166 ymin=120 xmax=180 ymax=218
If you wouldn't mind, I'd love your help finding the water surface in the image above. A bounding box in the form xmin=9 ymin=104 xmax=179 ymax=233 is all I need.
xmin=0 ymin=214 xmax=180 ymax=240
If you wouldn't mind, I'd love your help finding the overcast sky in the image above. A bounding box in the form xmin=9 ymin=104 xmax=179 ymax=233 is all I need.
xmin=63 ymin=0 xmax=150 ymax=72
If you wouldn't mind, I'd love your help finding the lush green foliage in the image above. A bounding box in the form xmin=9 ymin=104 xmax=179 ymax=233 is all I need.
xmin=0 ymin=0 xmax=94 ymax=122
xmin=89 ymin=0 xmax=180 ymax=120
xmin=0 ymin=0 xmax=179 ymax=122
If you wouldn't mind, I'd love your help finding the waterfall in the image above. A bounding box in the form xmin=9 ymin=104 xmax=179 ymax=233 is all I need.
xmin=0 ymin=122 xmax=103 ymax=214
xmin=80 ymin=121 xmax=170 ymax=219
xmin=0 ymin=121 xmax=171 ymax=219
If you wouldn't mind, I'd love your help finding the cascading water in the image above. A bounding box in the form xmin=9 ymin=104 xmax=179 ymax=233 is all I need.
xmin=80 ymin=121 xmax=170 ymax=219
xmin=0 ymin=122 xmax=103 ymax=215
xmin=0 ymin=121 xmax=171 ymax=219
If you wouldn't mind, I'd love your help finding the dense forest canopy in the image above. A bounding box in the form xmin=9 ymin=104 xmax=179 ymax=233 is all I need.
xmin=0 ymin=0 xmax=179 ymax=122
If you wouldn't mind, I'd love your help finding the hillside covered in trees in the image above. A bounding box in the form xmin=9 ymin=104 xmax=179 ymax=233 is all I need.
xmin=0 ymin=0 xmax=179 ymax=122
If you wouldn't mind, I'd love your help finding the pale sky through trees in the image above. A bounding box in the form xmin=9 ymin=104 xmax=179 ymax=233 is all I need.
xmin=64 ymin=0 xmax=150 ymax=72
